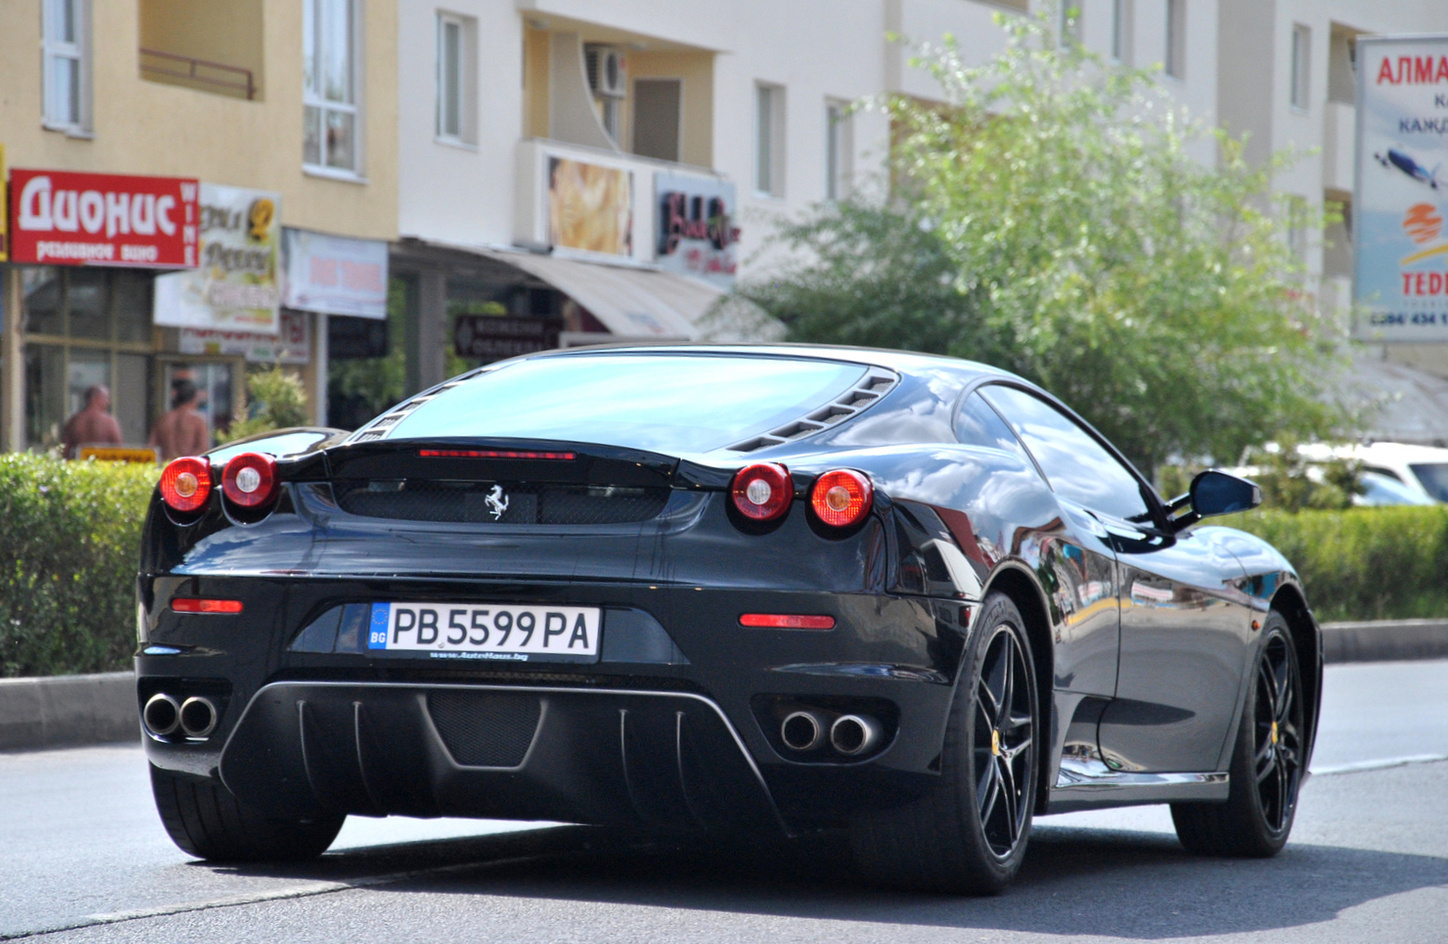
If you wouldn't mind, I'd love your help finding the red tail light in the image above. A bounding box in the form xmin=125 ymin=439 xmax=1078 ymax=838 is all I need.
xmin=221 ymin=452 xmax=279 ymax=508
xmin=739 ymin=613 xmax=836 ymax=630
xmin=159 ymin=457 xmax=212 ymax=514
xmin=730 ymin=463 xmax=792 ymax=521
xmin=171 ymin=598 xmax=244 ymax=614
xmin=811 ymin=470 xmax=874 ymax=528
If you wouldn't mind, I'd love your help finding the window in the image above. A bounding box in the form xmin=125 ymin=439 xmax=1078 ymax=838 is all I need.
xmin=1165 ymin=0 xmax=1185 ymax=79
xmin=955 ymin=392 xmax=1031 ymax=466
xmin=304 ymin=0 xmax=361 ymax=173
xmin=1111 ymin=0 xmax=1132 ymax=64
xmin=1290 ymin=24 xmax=1311 ymax=110
xmin=1059 ymin=3 xmax=1082 ymax=48
xmin=42 ymin=0 xmax=89 ymax=132
xmin=436 ymin=12 xmax=476 ymax=145
xmin=979 ymin=385 xmax=1152 ymax=522
xmin=756 ymin=83 xmax=785 ymax=197
xmin=825 ymin=100 xmax=853 ymax=201
xmin=634 ymin=78 xmax=682 ymax=162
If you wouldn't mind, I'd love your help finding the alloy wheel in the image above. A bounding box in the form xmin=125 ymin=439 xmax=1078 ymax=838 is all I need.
xmin=972 ymin=625 xmax=1034 ymax=858
xmin=1253 ymin=632 xmax=1303 ymax=834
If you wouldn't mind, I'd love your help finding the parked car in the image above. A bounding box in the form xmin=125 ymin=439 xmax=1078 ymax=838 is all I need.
xmin=136 ymin=345 xmax=1321 ymax=894
xmin=1297 ymin=440 xmax=1448 ymax=503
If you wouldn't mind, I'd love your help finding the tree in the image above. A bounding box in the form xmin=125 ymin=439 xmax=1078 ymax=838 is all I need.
xmin=224 ymin=366 xmax=310 ymax=443
xmin=741 ymin=9 xmax=1350 ymax=475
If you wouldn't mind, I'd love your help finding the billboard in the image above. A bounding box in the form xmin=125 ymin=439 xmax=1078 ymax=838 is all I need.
xmin=654 ymin=171 xmax=741 ymax=289
xmin=547 ymin=157 xmax=633 ymax=257
xmin=281 ymin=227 xmax=388 ymax=318
xmin=8 ymin=169 xmax=199 ymax=267
xmin=1354 ymin=36 xmax=1448 ymax=340
xmin=153 ymin=183 xmax=282 ymax=334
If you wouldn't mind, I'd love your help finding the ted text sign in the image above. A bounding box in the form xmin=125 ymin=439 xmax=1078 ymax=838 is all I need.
xmin=8 ymin=169 xmax=199 ymax=267
xmin=1355 ymin=36 xmax=1448 ymax=340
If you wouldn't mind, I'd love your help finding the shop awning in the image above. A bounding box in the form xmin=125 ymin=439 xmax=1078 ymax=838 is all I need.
xmin=477 ymin=248 xmax=783 ymax=343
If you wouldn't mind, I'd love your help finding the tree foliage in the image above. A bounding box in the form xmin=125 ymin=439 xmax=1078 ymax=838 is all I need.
xmin=742 ymin=10 xmax=1350 ymax=474
xmin=224 ymin=366 xmax=310 ymax=442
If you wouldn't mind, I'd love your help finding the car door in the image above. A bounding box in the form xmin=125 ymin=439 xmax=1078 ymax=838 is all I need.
xmin=979 ymin=384 xmax=1253 ymax=774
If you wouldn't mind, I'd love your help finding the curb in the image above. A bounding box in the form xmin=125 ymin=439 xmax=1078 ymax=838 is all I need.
xmin=2 ymin=621 xmax=1445 ymax=752
xmin=0 ymin=671 xmax=137 ymax=752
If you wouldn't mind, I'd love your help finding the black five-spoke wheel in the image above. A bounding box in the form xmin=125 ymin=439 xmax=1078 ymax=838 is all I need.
xmin=850 ymin=591 xmax=1039 ymax=894
xmin=1172 ymin=612 xmax=1306 ymax=857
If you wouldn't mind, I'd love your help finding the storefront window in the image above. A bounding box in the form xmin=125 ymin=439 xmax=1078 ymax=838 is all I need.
xmin=19 ymin=266 xmax=157 ymax=452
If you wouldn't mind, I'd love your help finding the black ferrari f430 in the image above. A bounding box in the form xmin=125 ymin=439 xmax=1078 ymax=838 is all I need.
xmin=136 ymin=345 xmax=1320 ymax=893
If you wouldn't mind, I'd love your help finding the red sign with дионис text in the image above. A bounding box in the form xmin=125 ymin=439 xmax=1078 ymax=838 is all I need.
xmin=8 ymin=168 xmax=199 ymax=268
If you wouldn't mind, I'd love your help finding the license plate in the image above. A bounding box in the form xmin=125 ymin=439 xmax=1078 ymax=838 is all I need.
xmin=367 ymin=602 xmax=601 ymax=663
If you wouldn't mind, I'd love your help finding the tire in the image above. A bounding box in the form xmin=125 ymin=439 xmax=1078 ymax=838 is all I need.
xmin=1171 ymin=612 xmax=1305 ymax=858
xmin=850 ymin=592 xmax=1039 ymax=894
xmin=150 ymin=764 xmax=345 ymax=862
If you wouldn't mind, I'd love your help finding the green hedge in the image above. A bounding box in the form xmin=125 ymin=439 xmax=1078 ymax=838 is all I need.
xmin=1 ymin=454 xmax=1446 ymax=676
xmin=0 ymin=455 xmax=157 ymax=677
xmin=1222 ymin=505 xmax=1448 ymax=623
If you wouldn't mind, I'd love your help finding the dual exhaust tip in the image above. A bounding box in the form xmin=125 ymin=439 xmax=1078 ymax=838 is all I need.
xmin=781 ymin=710 xmax=882 ymax=756
xmin=143 ymin=693 xmax=218 ymax=739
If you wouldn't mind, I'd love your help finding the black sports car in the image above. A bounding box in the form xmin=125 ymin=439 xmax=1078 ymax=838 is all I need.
xmin=136 ymin=345 xmax=1319 ymax=894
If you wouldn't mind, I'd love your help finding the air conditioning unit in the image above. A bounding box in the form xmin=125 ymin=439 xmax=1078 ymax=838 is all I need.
xmin=585 ymin=44 xmax=627 ymax=98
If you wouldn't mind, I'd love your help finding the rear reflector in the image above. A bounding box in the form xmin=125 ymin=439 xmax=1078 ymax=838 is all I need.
xmin=810 ymin=469 xmax=874 ymax=528
xmin=739 ymin=613 xmax=836 ymax=630
xmin=419 ymin=449 xmax=577 ymax=460
xmin=171 ymin=598 xmax=244 ymax=614
xmin=730 ymin=463 xmax=792 ymax=521
xmin=159 ymin=457 xmax=212 ymax=514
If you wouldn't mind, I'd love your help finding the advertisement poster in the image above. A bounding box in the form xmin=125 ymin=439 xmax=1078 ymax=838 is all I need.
xmin=7 ymin=169 xmax=198 ymax=267
xmin=548 ymin=157 xmax=632 ymax=256
xmin=153 ymin=183 xmax=282 ymax=334
xmin=654 ymin=171 xmax=741 ymax=290
xmin=1354 ymin=36 xmax=1448 ymax=340
xmin=179 ymin=309 xmax=310 ymax=364
xmin=281 ymin=227 xmax=388 ymax=318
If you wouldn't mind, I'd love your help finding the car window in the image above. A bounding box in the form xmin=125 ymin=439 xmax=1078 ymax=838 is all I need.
xmin=1407 ymin=462 xmax=1448 ymax=502
xmin=381 ymin=353 xmax=871 ymax=455
xmin=978 ymin=385 xmax=1152 ymax=522
xmin=955 ymin=392 xmax=1032 ymax=466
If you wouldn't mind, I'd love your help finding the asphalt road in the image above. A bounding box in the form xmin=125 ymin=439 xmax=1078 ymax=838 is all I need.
xmin=3 ymin=660 xmax=1446 ymax=944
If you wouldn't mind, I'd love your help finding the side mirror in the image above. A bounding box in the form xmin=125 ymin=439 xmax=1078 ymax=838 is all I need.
xmin=1191 ymin=470 xmax=1262 ymax=517
xmin=1165 ymin=470 xmax=1261 ymax=532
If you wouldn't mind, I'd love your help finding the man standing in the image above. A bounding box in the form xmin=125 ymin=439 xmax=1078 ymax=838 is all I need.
xmin=149 ymin=379 xmax=211 ymax=461
xmin=62 ymin=385 xmax=123 ymax=459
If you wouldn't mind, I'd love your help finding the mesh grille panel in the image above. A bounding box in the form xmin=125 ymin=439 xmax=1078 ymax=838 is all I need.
xmin=427 ymin=691 xmax=542 ymax=767
xmin=335 ymin=481 xmax=669 ymax=525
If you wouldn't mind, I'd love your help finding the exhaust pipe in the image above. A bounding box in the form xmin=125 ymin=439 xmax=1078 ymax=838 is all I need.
xmin=781 ymin=710 xmax=828 ymax=751
xmin=830 ymin=714 xmax=882 ymax=756
xmin=179 ymin=696 xmax=218 ymax=738
xmin=143 ymin=693 xmax=181 ymax=737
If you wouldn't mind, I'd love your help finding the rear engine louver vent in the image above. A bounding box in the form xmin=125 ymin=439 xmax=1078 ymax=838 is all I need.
xmin=727 ymin=369 xmax=898 ymax=453
xmin=346 ymin=381 xmax=466 ymax=444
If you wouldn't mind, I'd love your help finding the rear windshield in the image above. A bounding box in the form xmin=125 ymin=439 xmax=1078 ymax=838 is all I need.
xmin=380 ymin=353 xmax=871 ymax=454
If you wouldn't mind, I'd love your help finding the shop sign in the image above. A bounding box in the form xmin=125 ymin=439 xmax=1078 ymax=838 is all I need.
xmin=178 ymin=309 xmax=311 ymax=364
xmin=77 ymin=445 xmax=160 ymax=463
xmin=281 ymin=228 xmax=388 ymax=318
xmin=7 ymin=168 xmax=199 ymax=267
xmin=0 ymin=144 xmax=8 ymax=262
xmin=654 ymin=171 xmax=740 ymax=289
xmin=454 ymin=315 xmax=559 ymax=360
xmin=548 ymin=156 xmax=633 ymax=257
xmin=1354 ymin=35 xmax=1448 ymax=340
xmin=153 ymin=183 xmax=282 ymax=334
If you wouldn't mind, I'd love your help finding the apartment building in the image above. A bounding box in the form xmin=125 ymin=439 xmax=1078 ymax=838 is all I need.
xmin=0 ymin=0 xmax=397 ymax=452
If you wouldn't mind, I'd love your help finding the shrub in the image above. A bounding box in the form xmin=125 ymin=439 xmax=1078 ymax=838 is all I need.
xmin=1223 ymin=505 xmax=1448 ymax=623
xmin=0 ymin=454 xmax=156 ymax=677
xmin=224 ymin=365 xmax=310 ymax=443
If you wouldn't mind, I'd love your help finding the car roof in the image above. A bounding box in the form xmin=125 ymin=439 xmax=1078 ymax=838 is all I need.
xmin=523 ymin=342 xmax=1019 ymax=384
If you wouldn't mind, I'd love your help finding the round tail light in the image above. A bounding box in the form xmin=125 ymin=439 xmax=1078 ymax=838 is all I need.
xmin=730 ymin=463 xmax=792 ymax=522
xmin=221 ymin=452 xmax=279 ymax=508
xmin=159 ymin=457 xmax=212 ymax=514
xmin=811 ymin=470 xmax=874 ymax=528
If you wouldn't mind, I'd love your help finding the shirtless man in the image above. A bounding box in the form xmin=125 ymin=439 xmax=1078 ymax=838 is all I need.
xmin=149 ymin=379 xmax=211 ymax=460
xmin=62 ymin=385 xmax=123 ymax=459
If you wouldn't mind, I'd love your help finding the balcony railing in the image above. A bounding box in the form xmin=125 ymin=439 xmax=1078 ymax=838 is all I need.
xmin=139 ymin=48 xmax=255 ymax=100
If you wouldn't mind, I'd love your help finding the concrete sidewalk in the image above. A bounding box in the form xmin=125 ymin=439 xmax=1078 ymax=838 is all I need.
xmin=3 ymin=619 xmax=1445 ymax=753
